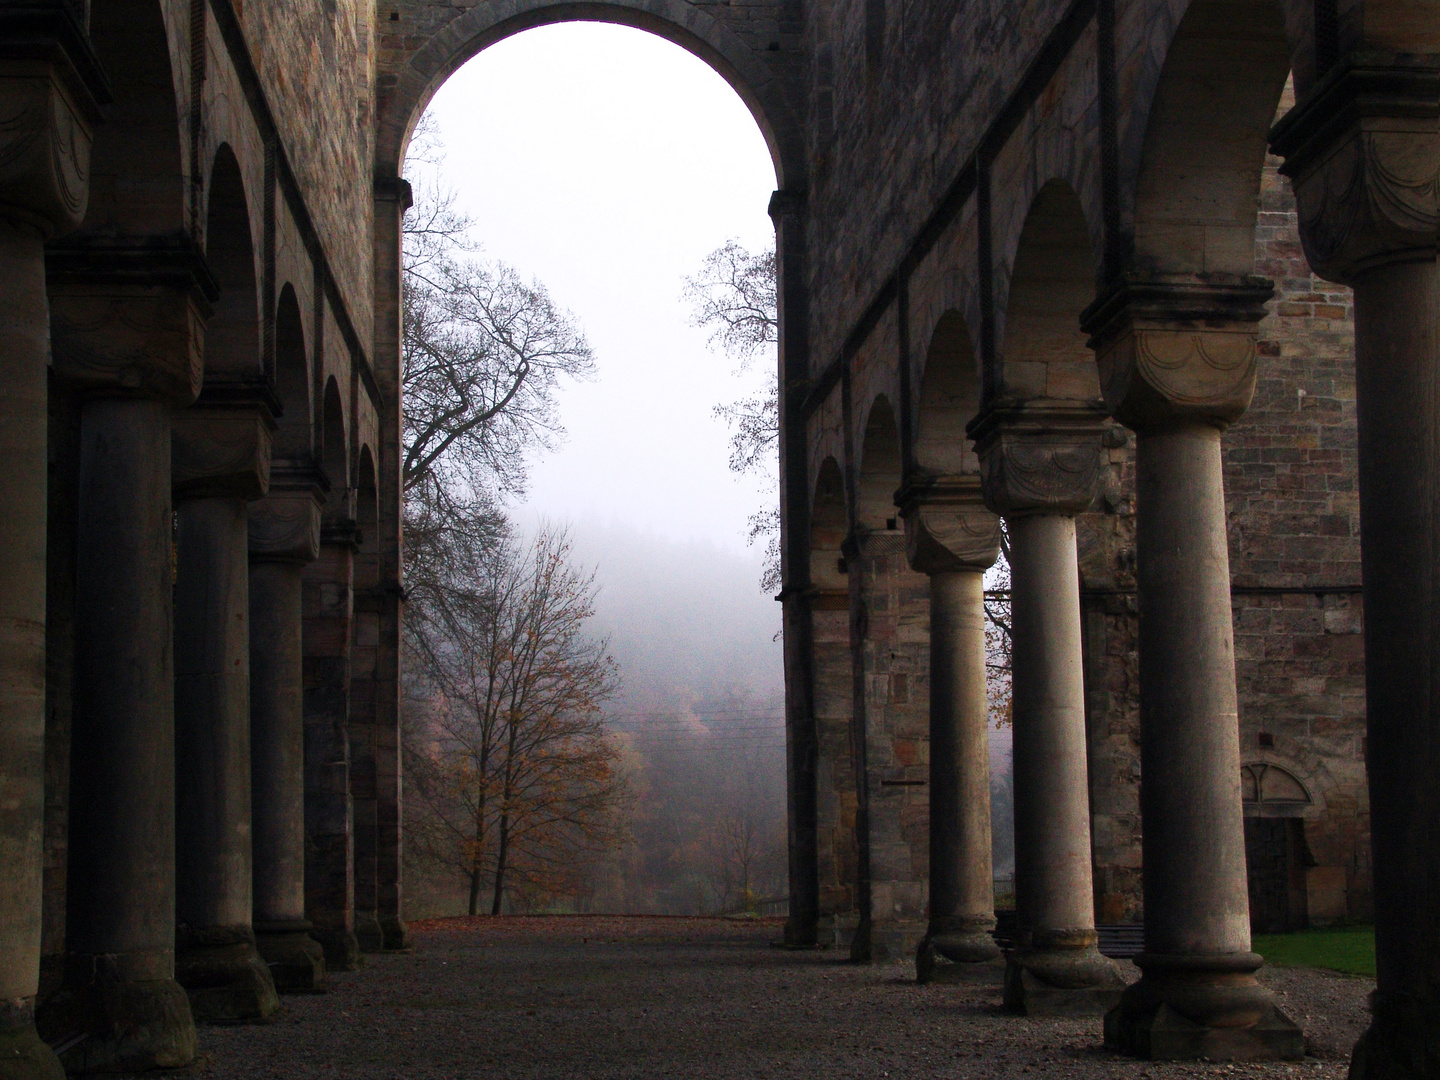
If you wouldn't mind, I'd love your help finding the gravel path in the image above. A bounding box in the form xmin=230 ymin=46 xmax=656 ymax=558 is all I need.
xmin=192 ymin=916 xmax=1372 ymax=1079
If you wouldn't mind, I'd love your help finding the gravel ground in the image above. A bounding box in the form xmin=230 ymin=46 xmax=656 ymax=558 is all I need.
xmin=190 ymin=916 xmax=1372 ymax=1080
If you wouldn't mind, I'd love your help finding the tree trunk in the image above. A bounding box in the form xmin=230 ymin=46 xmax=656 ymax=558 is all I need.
xmin=491 ymin=811 xmax=509 ymax=915
xmin=467 ymin=865 xmax=480 ymax=917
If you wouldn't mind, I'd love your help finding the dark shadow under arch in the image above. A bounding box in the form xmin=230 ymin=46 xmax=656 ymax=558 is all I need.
xmin=203 ymin=146 xmax=261 ymax=381
xmin=274 ymin=284 xmax=312 ymax=461
xmin=810 ymin=457 xmax=847 ymax=593
xmin=321 ymin=376 xmax=349 ymax=504
xmin=856 ymin=398 xmax=901 ymax=532
xmin=915 ymin=312 xmax=982 ymax=476
xmin=376 ymin=3 xmax=803 ymax=190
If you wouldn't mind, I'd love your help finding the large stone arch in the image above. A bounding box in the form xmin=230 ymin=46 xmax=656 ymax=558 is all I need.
xmin=855 ymin=396 xmax=902 ymax=531
xmin=202 ymin=144 xmax=262 ymax=382
xmin=375 ymin=0 xmax=806 ymax=189
xmin=913 ymin=311 xmax=983 ymax=478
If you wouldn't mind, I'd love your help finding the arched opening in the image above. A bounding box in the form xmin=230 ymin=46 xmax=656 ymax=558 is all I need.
xmin=273 ymin=285 xmax=312 ymax=463
xmin=320 ymin=377 xmax=348 ymax=508
xmin=856 ymin=397 xmax=902 ymax=532
xmin=203 ymin=146 xmax=262 ymax=382
xmin=914 ymin=312 xmax=982 ymax=477
xmin=810 ymin=458 xmax=848 ymax=594
xmin=997 ymin=180 xmax=1102 ymax=403
xmin=78 ymin=0 xmax=186 ymax=236
xmin=1129 ymin=0 xmax=1290 ymax=277
xmin=378 ymin=3 xmax=801 ymax=189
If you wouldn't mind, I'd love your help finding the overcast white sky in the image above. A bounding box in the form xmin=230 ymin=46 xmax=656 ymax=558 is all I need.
xmin=417 ymin=24 xmax=779 ymax=555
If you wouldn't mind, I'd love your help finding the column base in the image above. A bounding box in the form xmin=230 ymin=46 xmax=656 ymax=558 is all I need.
xmin=175 ymin=927 xmax=280 ymax=1024
xmin=1349 ymin=989 xmax=1440 ymax=1078
xmin=1004 ymin=940 xmax=1126 ymax=1016
xmin=849 ymin=918 xmax=926 ymax=964
xmin=780 ymin=914 xmax=819 ymax=949
xmin=38 ymin=952 xmax=196 ymax=1074
xmin=254 ymin=921 xmax=327 ymax=992
xmin=379 ymin=914 xmax=409 ymax=952
xmin=816 ymin=912 xmax=859 ymax=951
xmin=0 ymin=1004 xmax=63 ymax=1080
xmin=310 ymin=927 xmax=363 ymax=972
xmin=1104 ymin=952 xmax=1303 ymax=1061
xmin=355 ymin=912 xmax=386 ymax=954
xmin=917 ymin=921 xmax=1005 ymax=984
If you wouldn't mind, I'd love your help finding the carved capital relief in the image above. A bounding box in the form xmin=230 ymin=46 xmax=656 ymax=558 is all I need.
xmin=1272 ymin=59 xmax=1439 ymax=281
xmin=172 ymin=404 xmax=274 ymax=501
xmin=48 ymin=236 xmax=218 ymax=404
xmin=897 ymin=474 xmax=1001 ymax=575
xmin=967 ymin=403 xmax=1107 ymax=517
xmin=250 ymin=488 xmax=322 ymax=564
xmin=1081 ymin=277 xmax=1272 ymax=431
xmin=0 ymin=66 xmax=94 ymax=235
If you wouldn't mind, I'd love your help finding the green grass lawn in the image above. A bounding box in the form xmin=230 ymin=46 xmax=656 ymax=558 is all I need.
xmin=1252 ymin=925 xmax=1375 ymax=977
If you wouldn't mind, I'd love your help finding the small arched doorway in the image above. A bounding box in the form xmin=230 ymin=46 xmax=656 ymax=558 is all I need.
xmin=1241 ymin=761 xmax=1315 ymax=933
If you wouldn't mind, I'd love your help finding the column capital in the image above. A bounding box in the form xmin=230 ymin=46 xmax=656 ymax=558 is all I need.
xmin=0 ymin=7 xmax=109 ymax=236
xmin=1081 ymin=275 xmax=1272 ymax=432
xmin=1270 ymin=56 xmax=1439 ymax=281
xmin=173 ymin=387 xmax=275 ymax=501
xmin=896 ymin=473 xmax=1001 ymax=575
xmin=250 ymin=484 xmax=323 ymax=565
xmin=967 ymin=401 xmax=1108 ymax=517
xmin=48 ymin=234 xmax=218 ymax=405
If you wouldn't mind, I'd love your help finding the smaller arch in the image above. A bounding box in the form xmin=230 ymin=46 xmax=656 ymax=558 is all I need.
xmin=995 ymin=180 xmax=1103 ymax=404
xmin=273 ymin=284 xmax=312 ymax=462
xmin=914 ymin=311 xmax=982 ymax=476
xmin=1241 ymin=760 xmax=1314 ymax=818
xmin=203 ymin=145 xmax=261 ymax=380
xmin=354 ymin=447 xmax=380 ymax=589
xmin=320 ymin=376 xmax=348 ymax=501
xmin=856 ymin=397 xmax=902 ymax=532
xmin=810 ymin=457 xmax=848 ymax=594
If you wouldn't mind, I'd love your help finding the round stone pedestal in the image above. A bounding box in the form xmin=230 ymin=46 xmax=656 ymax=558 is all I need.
xmin=255 ymin=921 xmax=327 ymax=992
xmin=175 ymin=927 xmax=279 ymax=1023
xmin=1003 ymin=930 xmax=1125 ymax=1016
xmin=1105 ymin=952 xmax=1303 ymax=1060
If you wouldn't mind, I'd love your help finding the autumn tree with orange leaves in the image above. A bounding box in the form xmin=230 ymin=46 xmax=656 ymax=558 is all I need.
xmin=404 ymin=525 xmax=628 ymax=915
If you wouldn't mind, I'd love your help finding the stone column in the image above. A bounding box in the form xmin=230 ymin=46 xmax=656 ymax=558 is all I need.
xmin=350 ymin=575 xmax=383 ymax=953
xmin=811 ymin=587 xmax=860 ymax=950
xmin=250 ymin=476 xmax=327 ymax=990
xmin=970 ymin=405 xmax=1124 ymax=1015
xmin=43 ymin=234 xmax=214 ymax=1071
xmin=303 ymin=523 xmax=361 ymax=970
xmin=0 ymin=19 xmax=101 ymax=1078
xmin=899 ymin=477 xmax=1004 ymax=983
xmin=1083 ymin=278 xmax=1303 ymax=1059
xmin=372 ymin=177 xmax=410 ymax=953
xmin=1271 ymin=58 xmax=1439 ymax=1077
xmin=170 ymin=400 xmax=279 ymax=1023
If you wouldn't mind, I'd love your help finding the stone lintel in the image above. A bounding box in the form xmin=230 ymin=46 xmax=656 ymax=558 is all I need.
xmin=49 ymin=235 xmax=218 ymax=405
xmin=1270 ymin=55 xmax=1439 ymax=281
xmin=250 ymin=487 xmax=323 ymax=565
xmin=805 ymin=587 xmax=849 ymax=611
xmin=896 ymin=473 xmax=1000 ymax=575
xmin=172 ymin=398 xmax=274 ymax=502
xmin=1081 ymin=276 xmax=1273 ymax=432
xmin=967 ymin=401 xmax=1108 ymax=517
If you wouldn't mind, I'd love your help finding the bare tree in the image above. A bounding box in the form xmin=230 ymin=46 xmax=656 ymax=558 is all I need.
xmin=683 ymin=240 xmax=781 ymax=592
xmin=401 ymin=127 xmax=595 ymax=597
xmin=404 ymin=526 xmax=628 ymax=914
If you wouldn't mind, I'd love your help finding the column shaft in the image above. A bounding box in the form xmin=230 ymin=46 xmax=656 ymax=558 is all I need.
xmin=173 ymin=495 xmax=278 ymax=1021
xmin=920 ymin=569 xmax=1001 ymax=979
xmin=0 ymin=225 xmax=62 ymax=1080
xmin=1004 ymin=512 xmax=1122 ymax=1013
xmin=350 ymin=588 xmax=382 ymax=952
xmin=62 ymin=397 xmax=195 ymax=1070
xmin=1350 ymin=260 xmax=1440 ymax=1070
xmin=250 ymin=486 xmax=326 ymax=989
xmin=303 ymin=540 xmax=359 ymax=970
